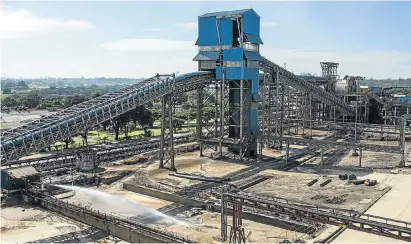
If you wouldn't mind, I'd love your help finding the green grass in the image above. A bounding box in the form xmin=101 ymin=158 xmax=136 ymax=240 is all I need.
xmin=48 ymin=124 xmax=196 ymax=151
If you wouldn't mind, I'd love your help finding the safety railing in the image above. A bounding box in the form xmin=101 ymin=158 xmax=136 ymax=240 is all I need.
xmin=40 ymin=195 xmax=195 ymax=243
xmin=1 ymin=72 xmax=213 ymax=162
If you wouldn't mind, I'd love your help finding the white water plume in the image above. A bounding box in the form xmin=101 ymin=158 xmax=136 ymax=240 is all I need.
xmin=53 ymin=184 xmax=186 ymax=226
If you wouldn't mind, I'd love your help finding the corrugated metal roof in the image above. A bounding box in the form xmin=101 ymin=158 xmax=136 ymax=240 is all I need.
xmin=244 ymin=33 xmax=263 ymax=44
xmin=199 ymin=9 xmax=252 ymax=18
xmin=5 ymin=166 xmax=38 ymax=179
xmin=193 ymin=51 xmax=220 ymax=61
xmin=244 ymin=51 xmax=262 ymax=61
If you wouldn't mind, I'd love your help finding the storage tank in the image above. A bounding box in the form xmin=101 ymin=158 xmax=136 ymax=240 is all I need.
xmin=335 ymin=79 xmax=349 ymax=94
xmin=335 ymin=76 xmax=357 ymax=94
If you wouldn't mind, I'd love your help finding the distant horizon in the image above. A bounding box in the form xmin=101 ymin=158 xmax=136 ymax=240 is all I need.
xmin=1 ymin=2 xmax=410 ymax=79
xmin=1 ymin=76 xmax=147 ymax=80
xmin=2 ymin=75 xmax=411 ymax=81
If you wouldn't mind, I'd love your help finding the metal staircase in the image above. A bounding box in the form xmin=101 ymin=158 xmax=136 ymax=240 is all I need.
xmin=260 ymin=57 xmax=356 ymax=116
xmin=1 ymin=72 xmax=214 ymax=162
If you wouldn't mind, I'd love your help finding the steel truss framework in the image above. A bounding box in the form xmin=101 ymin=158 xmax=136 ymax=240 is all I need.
xmin=260 ymin=57 xmax=356 ymax=116
xmin=3 ymin=134 xmax=195 ymax=172
xmin=37 ymin=195 xmax=194 ymax=243
xmin=222 ymin=192 xmax=411 ymax=242
xmin=259 ymin=70 xmax=284 ymax=150
xmin=288 ymin=120 xmax=411 ymax=135
xmin=229 ymin=202 xmax=246 ymax=244
xmin=197 ymin=67 xmax=253 ymax=160
xmin=160 ymin=94 xmax=175 ymax=171
xmin=2 ymin=57 xmax=390 ymax=167
xmin=384 ymin=103 xmax=411 ymax=126
xmin=1 ymin=73 xmax=214 ymax=162
xmin=264 ymin=135 xmax=402 ymax=154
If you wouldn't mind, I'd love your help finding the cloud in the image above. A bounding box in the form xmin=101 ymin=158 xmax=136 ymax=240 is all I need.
xmin=97 ymin=38 xmax=198 ymax=77
xmin=142 ymin=27 xmax=162 ymax=32
xmin=0 ymin=6 xmax=93 ymax=40
xmin=173 ymin=22 xmax=197 ymax=32
xmin=261 ymin=47 xmax=411 ymax=79
xmin=99 ymin=38 xmax=411 ymax=79
xmin=100 ymin=38 xmax=196 ymax=51
xmin=3 ymin=34 xmax=411 ymax=79
xmin=261 ymin=21 xmax=278 ymax=27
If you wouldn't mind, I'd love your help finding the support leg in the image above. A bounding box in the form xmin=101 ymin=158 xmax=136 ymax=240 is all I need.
xmin=359 ymin=148 xmax=362 ymax=168
xmin=321 ymin=148 xmax=324 ymax=166
xmin=285 ymin=141 xmax=290 ymax=162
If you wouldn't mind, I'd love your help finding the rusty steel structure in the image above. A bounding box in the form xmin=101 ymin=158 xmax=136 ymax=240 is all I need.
xmin=229 ymin=202 xmax=246 ymax=244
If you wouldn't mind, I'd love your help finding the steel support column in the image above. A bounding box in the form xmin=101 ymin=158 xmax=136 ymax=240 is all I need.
xmin=229 ymin=201 xmax=246 ymax=244
xmin=160 ymin=79 xmax=176 ymax=171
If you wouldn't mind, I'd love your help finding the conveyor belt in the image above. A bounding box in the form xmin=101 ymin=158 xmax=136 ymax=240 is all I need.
xmin=2 ymin=134 xmax=195 ymax=171
xmin=1 ymin=57 xmax=358 ymax=162
xmin=260 ymin=57 xmax=356 ymax=116
xmin=1 ymin=72 xmax=214 ymax=162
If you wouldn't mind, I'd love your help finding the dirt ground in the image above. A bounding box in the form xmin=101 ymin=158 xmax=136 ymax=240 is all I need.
xmin=54 ymin=153 xmax=315 ymax=243
xmin=0 ymin=204 xmax=125 ymax=243
xmin=285 ymin=127 xmax=332 ymax=138
xmin=245 ymin=170 xmax=390 ymax=212
xmin=127 ymin=153 xmax=250 ymax=190
xmin=337 ymin=139 xmax=411 ymax=169
xmin=164 ymin=211 xmax=308 ymax=243
xmin=48 ymin=163 xmax=310 ymax=243
xmin=65 ymin=173 xmax=171 ymax=212
xmin=262 ymin=148 xmax=284 ymax=158
xmin=4 ymin=135 xmax=405 ymax=243
xmin=331 ymin=173 xmax=411 ymax=243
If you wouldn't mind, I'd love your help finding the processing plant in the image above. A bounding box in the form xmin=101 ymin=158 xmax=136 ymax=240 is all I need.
xmin=1 ymin=9 xmax=411 ymax=244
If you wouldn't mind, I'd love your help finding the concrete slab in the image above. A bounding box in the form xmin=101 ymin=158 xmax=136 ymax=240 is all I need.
xmin=332 ymin=174 xmax=411 ymax=243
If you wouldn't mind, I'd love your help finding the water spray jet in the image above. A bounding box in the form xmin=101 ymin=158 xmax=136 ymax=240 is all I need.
xmin=53 ymin=184 xmax=187 ymax=226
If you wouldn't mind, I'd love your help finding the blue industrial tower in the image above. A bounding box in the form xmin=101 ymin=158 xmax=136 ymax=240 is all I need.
xmin=193 ymin=9 xmax=262 ymax=158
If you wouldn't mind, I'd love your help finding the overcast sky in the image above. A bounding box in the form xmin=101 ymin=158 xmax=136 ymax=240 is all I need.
xmin=1 ymin=1 xmax=411 ymax=79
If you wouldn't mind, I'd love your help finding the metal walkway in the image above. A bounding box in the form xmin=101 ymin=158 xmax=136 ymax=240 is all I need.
xmin=367 ymin=91 xmax=385 ymax=105
xmin=224 ymin=192 xmax=411 ymax=241
xmin=1 ymin=72 xmax=214 ymax=162
xmin=264 ymin=135 xmax=402 ymax=153
xmin=2 ymin=134 xmax=195 ymax=171
xmin=260 ymin=57 xmax=356 ymax=116
xmin=38 ymin=195 xmax=195 ymax=243
xmin=1 ymin=58 xmax=357 ymax=162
